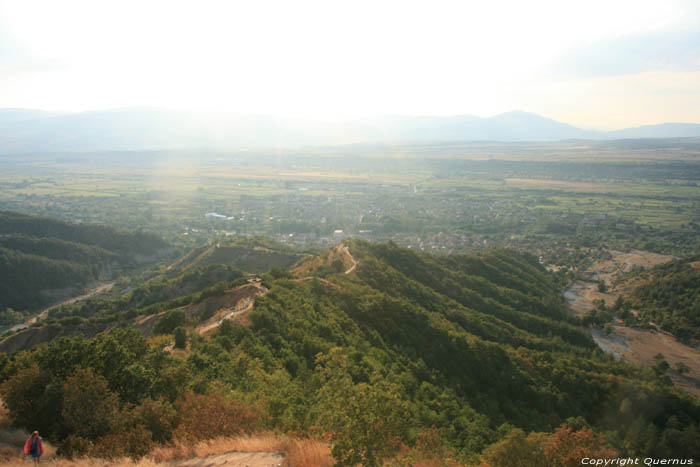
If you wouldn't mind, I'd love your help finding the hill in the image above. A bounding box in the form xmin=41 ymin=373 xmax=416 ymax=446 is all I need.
xmin=628 ymin=255 xmax=700 ymax=346
xmin=168 ymin=237 xmax=310 ymax=275
xmin=0 ymin=211 xmax=170 ymax=314
xmin=1 ymin=107 xmax=699 ymax=152
xmin=608 ymin=123 xmax=700 ymax=139
xmin=0 ymin=240 xmax=698 ymax=464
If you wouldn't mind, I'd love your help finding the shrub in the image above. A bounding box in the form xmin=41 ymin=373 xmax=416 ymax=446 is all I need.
xmin=62 ymin=369 xmax=120 ymax=440
xmin=173 ymin=391 xmax=259 ymax=443
xmin=173 ymin=327 xmax=187 ymax=349
xmin=57 ymin=435 xmax=92 ymax=459
xmin=132 ymin=398 xmax=177 ymax=443
xmin=154 ymin=309 xmax=186 ymax=335
xmin=90 ymin=424 xmax=154 ymax=459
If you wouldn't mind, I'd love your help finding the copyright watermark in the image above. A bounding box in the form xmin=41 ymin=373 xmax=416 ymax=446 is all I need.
xmin=581 ymin=459 xmax=694 ymax=466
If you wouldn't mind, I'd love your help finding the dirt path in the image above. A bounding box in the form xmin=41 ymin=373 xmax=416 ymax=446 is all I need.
xmin=170 ymin=451 xmax=284 ymax=467
xmin=197 ymin=281 xmax=268 ymax=335
xmin=341 ymin=245 xmax=358 ymax=274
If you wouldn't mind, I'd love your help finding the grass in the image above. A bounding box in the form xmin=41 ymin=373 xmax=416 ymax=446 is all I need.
xmin=150 ymin=433 xmax=333 ymax=466
xmin=0 ymin=433 xmax=333 ymax=467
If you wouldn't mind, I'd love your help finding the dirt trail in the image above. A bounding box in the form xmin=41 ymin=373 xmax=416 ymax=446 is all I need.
xmin=340 ymin=245 xmax=358 ymax=274
xmin=197 ymin=281 xmax=268 ymax=335
xmin=170 ymin=451 xmax=284 ymax=466
xmin=7 ymin=281 xmax=115 ymax=333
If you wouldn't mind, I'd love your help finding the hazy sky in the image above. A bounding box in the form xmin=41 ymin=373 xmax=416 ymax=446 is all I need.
xmin=1 ymin=0 xmax=699 ymax=129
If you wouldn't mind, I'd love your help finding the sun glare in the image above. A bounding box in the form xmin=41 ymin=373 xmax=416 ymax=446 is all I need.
xmin=0 ymin=0 xmax=697 ymax=126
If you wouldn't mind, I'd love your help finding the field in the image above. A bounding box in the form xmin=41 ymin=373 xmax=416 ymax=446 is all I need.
xmin=0 ymin=140 xmax=698 ymax=262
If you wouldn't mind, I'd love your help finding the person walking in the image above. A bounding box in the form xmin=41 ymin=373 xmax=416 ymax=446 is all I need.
xmin=23 ymin=431 xmax=43 ymax=464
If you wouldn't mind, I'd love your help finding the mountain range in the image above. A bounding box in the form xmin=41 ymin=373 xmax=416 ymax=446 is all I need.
xmin=1 ymin=107 xmax=700 ymax=153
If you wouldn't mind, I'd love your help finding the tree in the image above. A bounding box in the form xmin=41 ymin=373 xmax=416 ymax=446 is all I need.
xmin=154 ymin=309 xmax=187 ymax=335
xmin=331 ymin=259 xmax=346 ymax=273
xmin=174 ymin=326 xmax=187 ymax=349
xmin=674 ymin=361 xmax=690 ymax=375
xmin=653 ymin=353 xmax=670 ymax=376
xmin=0 ymin=364 xmax=59 ymax=436
xmin=314 ymin=348 xmax=410 ymax=467
xmin=613 ymin=295 xmax=624 ymax=311
xmin=541 ymin=424 xmax=618 ymax=466
xmin=131 ymin=397 xmax=177 ymax=443
xmin=62 ymin=368 xmax=120 ymax=439
xmin=173 ymin=389 xmax=258 ymax=443
xmin=479 ymin=428 xmax=543 ymax=467
xmin=480 ymin=425 xmax=618 ymax=467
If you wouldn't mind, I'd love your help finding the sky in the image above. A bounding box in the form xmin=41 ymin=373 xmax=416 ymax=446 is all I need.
xmin=0 ymin=0 xmax=699 ymax=129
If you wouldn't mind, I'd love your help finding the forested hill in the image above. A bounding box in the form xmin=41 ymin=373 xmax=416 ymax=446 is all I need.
xmin=0 ymin=211 xmax=170 ymax=313
xmin=630 ymin=255 xmax=700 ymax=346
xmin=0 ymin=211 xmax=167 ymax=255
xmin=1 ymin=239 xmax=698 ymax=464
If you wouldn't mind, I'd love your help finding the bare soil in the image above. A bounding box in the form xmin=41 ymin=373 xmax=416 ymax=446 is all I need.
xmin=589 ymin=249 xmax=674 ymax=289
xmin=170 ymin=451 xmax=285 ymax=467
xmin=197 ymin=281 xmax=267 ymax=335
xmin=565 ymin=249 xmax=699 ymax=397
xmin=292 ymin=242 xmax=358 ymax=276
xmin=592 ymin=326 xmax=700 ymax=398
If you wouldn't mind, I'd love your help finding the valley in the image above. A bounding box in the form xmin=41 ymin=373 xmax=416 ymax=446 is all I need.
xmin=562 ymin=249 xmax=700 ymax=397
xmin=0 ymin=138 xmax=698 ymax=465
xmin=3 ymin=2 xmax=700 ymax=464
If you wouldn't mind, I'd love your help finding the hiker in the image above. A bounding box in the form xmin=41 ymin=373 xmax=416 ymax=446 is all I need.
xmin=24 ymin=431 xmax=44 ymax=464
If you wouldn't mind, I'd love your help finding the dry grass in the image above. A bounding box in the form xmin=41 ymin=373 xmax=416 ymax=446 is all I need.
xmin=193 ymin=434 xmax=286 ymax=457
xmin=0 ymin=409 xmax=332 ymax=467
xmin=0 ymin=401 xmax=60 ymax=465
xmin=284 ymin=438 xmax=334 ymax=467
xmin=149 ymin=433 xmax=332 ymax=466
xmin=21 ymin=458 xmax=160 ymax=467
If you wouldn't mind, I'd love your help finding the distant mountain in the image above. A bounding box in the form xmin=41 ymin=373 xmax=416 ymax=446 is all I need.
xmin=452 ymin=110 xmax=599 ymax=140
xmin=0 ymin=108 xmax=66 ymax=125
xmin=607 ymin=122 xmax=700 ymax=139
xmin=0 ymin=107 xmax=698 ymax=152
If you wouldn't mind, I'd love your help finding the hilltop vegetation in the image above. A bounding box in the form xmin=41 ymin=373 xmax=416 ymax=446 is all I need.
xmin=0 ymin=211 xmax=170 ymax=314
xmin=1 ymin=240 xmax=698 ymax=464
xmin=31 ymin=238 xmax=307 ymax=328
xmin=168 ymin=237 xmax=310 ymax=275
xmin=44 ymin=263 xmax=246 ymax=325
xmin=629 ymin=256 xmax=700 ymax=347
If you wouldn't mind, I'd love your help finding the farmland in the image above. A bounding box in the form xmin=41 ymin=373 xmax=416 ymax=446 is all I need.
xmin=1 ymin=140 xmax=698 ymax=262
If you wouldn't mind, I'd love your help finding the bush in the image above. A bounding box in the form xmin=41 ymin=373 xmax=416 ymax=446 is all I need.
xmin=174 ymin=326 xmax=187 ymax=349
xmin=154 ymin=309 xmax=187 ymax=335
xmin=174 ymin=391 xmax=259 ymax=443
xmin=57 ymin=435 xmax=92 ymax=459
xmin=62 ymin=368 xmax=120 ymax=439
xmin=132 ymin=398 xmax=177 ymax=443
xmin=90 ymin=424 xmax=154 ymax=459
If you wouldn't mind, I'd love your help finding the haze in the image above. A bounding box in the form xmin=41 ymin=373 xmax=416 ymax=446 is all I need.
xmin=1 ymin=0 xmax=700 ymax=129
